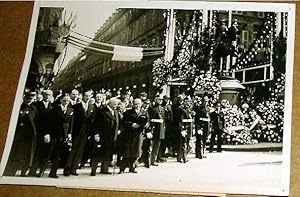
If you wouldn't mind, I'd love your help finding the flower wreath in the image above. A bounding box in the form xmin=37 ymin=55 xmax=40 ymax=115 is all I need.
xmin=192 ymin=71 xmax=221 ymax=105
xmin=152 ymin=57 xmax=171 ymax=87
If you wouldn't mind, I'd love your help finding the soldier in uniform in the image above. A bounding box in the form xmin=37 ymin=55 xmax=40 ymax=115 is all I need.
xmin=177 ymin=96 xmax=194 ymax=163
xmin=139 ymin=99 xmax=152 ymax=168
xmin=160 ymin=95 xmax=173 ymax=158
xmin=149 ymin=95 xmax=166 ymax=166
xmin=209 ymin=103 xmax=224 ymax=153
xmin=48 ymin=93 xmax=74 ymax=178
xmin=4 ymin=91 xmax=37 ymax=176
xmin=194 ymin=94 xmax=210 ymax=159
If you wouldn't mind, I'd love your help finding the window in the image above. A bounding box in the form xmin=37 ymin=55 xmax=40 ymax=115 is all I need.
xmin=252 ymin=32 xmax=258 ymax=42
xmin=257 ymin=12 xmax=265 ymax=18
xmin=241 ymin=30 xmax=249 ymax=49
xmin=233 ymin=11 xmax=242 ymax=15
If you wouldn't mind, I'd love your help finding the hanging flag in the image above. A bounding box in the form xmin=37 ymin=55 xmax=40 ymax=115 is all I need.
xmin=68 ymin=33 xmax=163 ymax=61
xmin=112 ymin=45 xmax=143 ymax=62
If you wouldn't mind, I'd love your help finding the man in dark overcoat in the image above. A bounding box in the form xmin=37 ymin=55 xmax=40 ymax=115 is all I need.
xmin=4 ymin=91 xmax=37 ymax=176
xmin=64 ymin=90 xmax=95 ymax=176
xmin=48 ymin=94 xmax=74 ymax=178
xmin=172 ymin=94 xmax=185 ymax=158
xmin=91 ymin=97 xmax=120 ymax=175
xmin=119 ymin=98 xmax=148 ymax=173
xmin=29 ymin=89 xmax=53 ymax=177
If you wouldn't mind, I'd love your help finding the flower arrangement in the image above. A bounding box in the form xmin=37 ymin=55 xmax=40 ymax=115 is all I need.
xmin=192 ymin=71 xmax=221 ymax=105
xmin=152 ymin=57 xmax=172 ymax=87
xmin=255 ymin=100 xmax=284 ymax=142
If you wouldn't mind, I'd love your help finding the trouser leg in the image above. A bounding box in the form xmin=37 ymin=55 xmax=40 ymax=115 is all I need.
xmin=150 ymin=139 xmax=161 ymax=164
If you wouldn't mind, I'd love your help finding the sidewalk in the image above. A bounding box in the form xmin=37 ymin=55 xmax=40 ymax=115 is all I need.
xmin=221 ymin=142 xmax=283 ymax=152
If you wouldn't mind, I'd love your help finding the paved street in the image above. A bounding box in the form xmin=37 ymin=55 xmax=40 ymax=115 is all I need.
xmin=17 ymin=150 xmax=283 ymax=196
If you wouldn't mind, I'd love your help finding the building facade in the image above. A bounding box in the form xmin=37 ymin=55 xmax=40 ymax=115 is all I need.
xmin=26 ymin=7 xmax=64 ymax=91
xmin=53 ymin=9 xmax=283 ymax=101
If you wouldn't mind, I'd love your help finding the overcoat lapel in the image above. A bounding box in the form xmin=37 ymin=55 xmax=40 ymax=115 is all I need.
xmin=105 ymin=109 xmax=115 ymax=120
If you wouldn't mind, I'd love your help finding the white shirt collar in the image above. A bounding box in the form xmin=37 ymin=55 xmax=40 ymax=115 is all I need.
xmin=107 ymin=105 xmax=114 ymax=115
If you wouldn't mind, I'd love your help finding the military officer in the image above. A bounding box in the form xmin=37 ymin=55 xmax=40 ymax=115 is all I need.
xmin=4 ymin=91 xmax=37 ymax=176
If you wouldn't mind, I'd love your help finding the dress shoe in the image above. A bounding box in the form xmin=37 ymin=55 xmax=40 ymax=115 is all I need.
xmin=157 ymin=158 xmax=166 ymax=163
xmin=177 ymin=159 xmax=183 ymax=163
xmin=129 ymin=168 xmax=138 ymax=173
xmin=145 ymin=164 xmax=150 ymax=168
xmin=28 ymin=172 xmax=38 ymax=177
xmin=48 ymin=174 xmax=58 ymax=178
xmin=100 ymin=171 xmax=112 ymax=175
xmin=70 ymin=171 xmax=78 ymax=176
xmin=118 ymin=170 xmax=124 ymax=174
xmin=90 ymin=172 xmax=96 ymax=176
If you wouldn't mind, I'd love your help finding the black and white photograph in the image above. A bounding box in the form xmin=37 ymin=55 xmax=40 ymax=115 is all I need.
xmin=0 ymin=1 xmax=295 ymax=196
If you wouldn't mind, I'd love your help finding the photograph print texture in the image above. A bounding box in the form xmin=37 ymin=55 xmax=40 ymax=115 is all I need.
xmin=0 ymin=1 xmax=295 ymax=196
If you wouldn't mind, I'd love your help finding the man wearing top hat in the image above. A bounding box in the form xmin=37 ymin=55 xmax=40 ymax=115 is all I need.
xmin=4 ymin=91 xmax=37 ymax=176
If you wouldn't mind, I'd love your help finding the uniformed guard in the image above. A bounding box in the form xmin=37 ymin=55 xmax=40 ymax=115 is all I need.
xmin=149 ymin=95 xmax=166 ymax=166
xmin=177 ymin=96 xmax=194 ymax=163
xmin=138 ymin=99 xmax=152 ymax=168
xmin=4 ymin=91 xmax=37 ymax=176
xmin=194 ymin=94 xmax=210 ymax=159
xmin=209 ymin=103 xmax=224 ymax=153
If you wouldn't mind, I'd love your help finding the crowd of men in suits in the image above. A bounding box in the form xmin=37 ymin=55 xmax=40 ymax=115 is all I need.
xmin=4 ymin=88 xmax=225 ymax=178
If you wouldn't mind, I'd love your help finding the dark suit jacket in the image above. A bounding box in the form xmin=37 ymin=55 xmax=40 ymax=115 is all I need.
xmin=179 ymin=107 xmax=193 ymax=138
xmin=33 ymin=101 xmax=52 ymax=142
xmin=49 ymin=104 xmax=74 ymax=141
xmin=10 ymin=103 xmax=37 ymax=166
xmin=122 ymin=108 xmax=148 ymax=158
xmin=93 ymin=106 xmax=119 ymax=159
xmin=150 ymin=105 xmax=166 ymax=140
xmin=72 ymin=102 xmax=95 ymax=138
xmin=194 ymin=105 xmax=209 ymax=132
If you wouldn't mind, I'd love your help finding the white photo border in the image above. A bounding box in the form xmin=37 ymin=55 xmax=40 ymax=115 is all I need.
xmin=0 ymin=1 xmax=295 ymax=196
